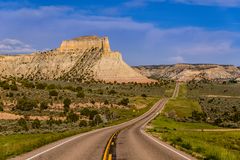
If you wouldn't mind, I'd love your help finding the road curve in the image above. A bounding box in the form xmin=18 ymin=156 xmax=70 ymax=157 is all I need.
xmin=11 ymin=83 xmax=195 ymax=160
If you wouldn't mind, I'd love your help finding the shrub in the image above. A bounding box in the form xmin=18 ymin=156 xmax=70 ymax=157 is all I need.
xmin=141 ymin=94 xmax=147 ymax=97
xmin=0 ymin=102 xmax=3 ymax=111
xmin=109 ymin=89 xmax=117 ymax=94
xmin=119 ymin=98 xmax=129 ymax=106
xmin=36 ymin=82 xmax=47 ymax=89
xmin=77 ymin=91 xmax=85 ymax=98
xmin=63 ymin=98 xmax=71 ymax=113
xmin=22 ymin=80 xmax=35 ymax=88
xmin=18 ymin=118 xmax=28 ymax=131
xmin=32 ymin=119 xmax=41 ymax=129
xmin=10 ymin=84 xmax=18 ymax=91
xmin=79 ymin=120 xmax=88 ymax=127
xmin=47 ymin=84 xmax=56 ymax=90
xmin=66 ymin=111 xmax=79 ymax=123
xmin=40 ymin=102 xmax=48 ymax=110
xmin=76 ymin=86 xmax=83 ymax=92
xmin=2 ymin=82 xmax=10 ymax=90
xmin=104 ymin=100 xmax=109 ymax=105
xmin=49 ymin=90 xmax=58 ymax=97
xmin=81 ymin=108 xmax=91 ymax=116
xmin=16 ymin=98 xmax=37 ymax=111
xmin=93 ymin=114 xmax=103 ymax=125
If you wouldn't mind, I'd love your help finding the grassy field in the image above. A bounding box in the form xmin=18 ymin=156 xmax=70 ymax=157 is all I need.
xmin=148 ymin=84 xmax=240 ymax=160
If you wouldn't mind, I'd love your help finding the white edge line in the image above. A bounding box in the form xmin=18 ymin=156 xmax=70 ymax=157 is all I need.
xmin=140 ymin=97 xmax=194 ymax=160
xmin=26 ymin=100 xmax=164 ymax=160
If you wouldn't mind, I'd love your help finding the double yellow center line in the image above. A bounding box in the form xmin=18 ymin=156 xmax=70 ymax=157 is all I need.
xmin=102 ymin=130 xmax=120 ymax=160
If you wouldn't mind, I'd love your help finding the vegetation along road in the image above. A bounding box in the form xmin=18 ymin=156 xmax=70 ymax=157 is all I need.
xmin=11 ymin=84 xmax=195 ymax=160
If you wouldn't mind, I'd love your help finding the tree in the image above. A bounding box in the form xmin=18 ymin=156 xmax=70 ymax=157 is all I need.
xmin=141 ymin=94 xmax=147 ymax=98
xmin=77 ymin=91 xmax=85 ymax=98
xmin=47 ymin=84 xmax=56 ymax=90
xmin=63 ymin=98 xmax=71 ymax=113
xmin=40 ymin=102 xmax=48 ymax=111
xmin=66 ymin=111 xmax=79 ymax=123
xmin=18 ymin=118 xmax=28 ymax=131
xmin=32 ymin=119 xmax=41 ymax=129
xmin=49 ymin=90 xmax=58 ymax=97
xmin=93 ymin=114 xmax=103 ymax=126
xmin=79 ymin=120 xmax=88 ymax=127
xmin=16 ymin=98 xmax=37 ymax=111
xmin=36 ymin=82 xmax=47 ymax=89
xmin=119 ymin=98 xmax=129 ymax=106
xmin=0 ymin=102 xmax=3 ymax=111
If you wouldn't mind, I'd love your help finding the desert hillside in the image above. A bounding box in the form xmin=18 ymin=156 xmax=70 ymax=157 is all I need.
xmin=0 ymin=36 xmax=153 ymax=83
xmin=133 ymin=64 xmax=240 ymax=82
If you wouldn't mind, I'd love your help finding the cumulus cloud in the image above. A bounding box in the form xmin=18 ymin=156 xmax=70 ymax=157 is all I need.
xmin=0 ymin=39 xmax=36 ymax=54
xmin=0 ymin=6 xmax=240 ymax=65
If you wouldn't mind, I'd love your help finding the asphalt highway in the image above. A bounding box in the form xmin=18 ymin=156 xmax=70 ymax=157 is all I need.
xmin=11 ymin=83 xmax=195 ymax=160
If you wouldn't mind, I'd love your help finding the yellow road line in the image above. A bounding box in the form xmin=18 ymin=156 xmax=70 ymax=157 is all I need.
xmin=102 ymin=130 xmax=119 ymax=160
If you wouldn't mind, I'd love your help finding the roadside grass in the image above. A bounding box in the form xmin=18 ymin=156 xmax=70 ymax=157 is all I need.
xmin=0 ymin=97 xmax=159 ymax=160
xmin=148 ymin=84 xmax=240 ymax=160
xmin=164 ymin=98 xmax=202 ymax=118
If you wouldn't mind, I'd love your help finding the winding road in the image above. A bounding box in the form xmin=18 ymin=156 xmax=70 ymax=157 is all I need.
xmin=12 ymin=83 xmax=195 ymax=160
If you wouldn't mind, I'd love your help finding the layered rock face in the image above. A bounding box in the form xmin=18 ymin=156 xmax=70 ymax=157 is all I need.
xmin=0 ymin=36 xmax=153 ymax=83
xmin=133 ymin=64 xmax=240 ymax=82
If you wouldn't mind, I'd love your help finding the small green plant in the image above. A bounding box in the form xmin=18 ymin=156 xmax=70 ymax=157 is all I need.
xmin=79 ymin=120 xmax=88 ymax=127
xmin=32 ymin=119 xmax=41 ymax=129
xmin=16 ymin=98 xmax=37 ymax=111
xmin=119 ymin=98 xmax=129 ymax=106
xmin=0 ymin=102 xmax=3 ymax=111
xmin=63 ymin=98 xmax=71 ymax=113
xmin=40 ymin=101 xmax=48 ymax=111
xmin=77 ymin=91 xmax=85 ymax=98
xmin=66 ymin=111 xmax=79 ymax=123
xmin=49 ymin=90 xmax=58 ymax=97
xmin=18 ymin=118 xmax=28 ymax=131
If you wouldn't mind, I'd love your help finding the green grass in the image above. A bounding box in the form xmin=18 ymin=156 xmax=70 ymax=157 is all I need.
xmin=148 ymin=84 xmax=240 ymax=160
xmin=149 ymin=116 xmax=240 ymax=160
xmin=0 ymin=128 xmax=91 ymax=160
xmin=164 ymin=98 xmax=202 ymax=118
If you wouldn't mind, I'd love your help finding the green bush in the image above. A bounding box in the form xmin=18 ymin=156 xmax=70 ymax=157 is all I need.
xmin=79 ymin=120 xmax=88 ymax=127
xmin=40 ymin=102 xmax=48 ymax=110
xmin=18 ymin=118 xmax=28 ymax=131
xmin=36 ymin=82 xmax=47 ymax=89
xmin=32 ymin=119 xmax=41 ymax=129
xmin=66 ymin=111 xmax=79 ymax=123
xmin=77 ymin=91 xmax=85 ymax=98
xmin=16 ymin=98 xmax=37 ymax=111
xmin=118 ymin=98 xmax=129 ymax=106
xmin=47 ymin=84 xmax=57 ymax=90
xmin=0 ymin=102 xmax=3 ymax=111
xmin=49 ymin=90 xmax=58 ymax=97
xmin=63 ymin=98 xmax=71 ymax=113
xmin=10 ymin=84 xmax=18 ymax=91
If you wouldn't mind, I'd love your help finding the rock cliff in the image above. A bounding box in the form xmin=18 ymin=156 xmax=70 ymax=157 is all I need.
xmin=0 ymin=36 xmax=153 ymax=83
xmin=133 ymin=64 xmax=240 ymax=82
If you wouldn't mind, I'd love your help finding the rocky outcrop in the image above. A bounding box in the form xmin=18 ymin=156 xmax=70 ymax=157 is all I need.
xmin=133 ymin=64 xmax=240 ymax=82
xmin=0 ymin=36 xmax=153 ymax=83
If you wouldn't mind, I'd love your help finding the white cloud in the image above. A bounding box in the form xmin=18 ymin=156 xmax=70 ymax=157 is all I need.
xmin=0 ymin=39 xmax=36 ymax=54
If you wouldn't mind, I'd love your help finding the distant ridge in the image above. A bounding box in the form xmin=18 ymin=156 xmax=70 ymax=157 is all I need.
xmin=133 ymin=63 xmax=240 ymax=82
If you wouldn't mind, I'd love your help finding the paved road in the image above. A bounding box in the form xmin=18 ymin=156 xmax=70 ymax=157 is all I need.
xmin=12 ymin=83 xmax=195 ymax=160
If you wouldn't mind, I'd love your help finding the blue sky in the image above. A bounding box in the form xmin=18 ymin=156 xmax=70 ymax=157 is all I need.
xmin=0 ymin=0 xmax=240 ymax=65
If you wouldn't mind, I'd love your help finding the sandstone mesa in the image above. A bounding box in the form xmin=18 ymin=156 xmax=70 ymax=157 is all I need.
xmin=0 ymin=36 xmax=154 ymax=83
